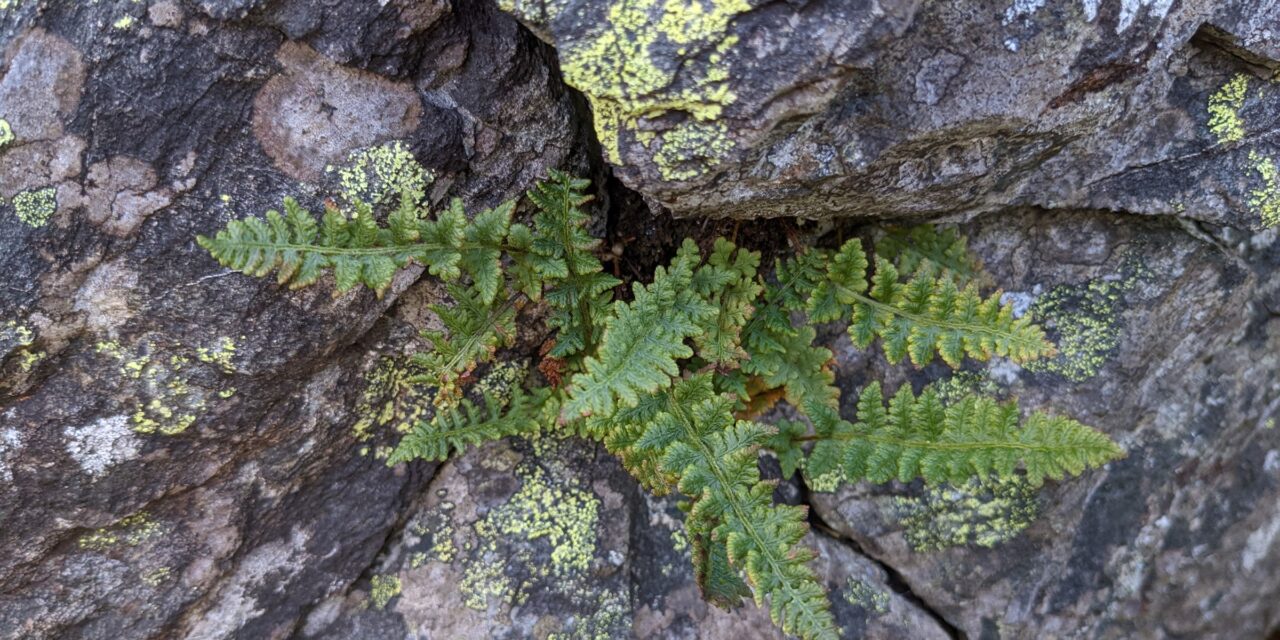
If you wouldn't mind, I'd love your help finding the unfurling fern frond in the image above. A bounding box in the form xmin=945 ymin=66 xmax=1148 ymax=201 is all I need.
xmin=197 ymin=194 xmax=515 ymax=298
xmin=874 ymin=224 xmax=988 ymax=285
xmin=811 ymin=239 xmax=1052 ymax=367
xmin=795 ymin=383 xmax=1123 ymax=487
xmin=564 ymin=240 xmax=715 ymax=418
xmin=410 ymin=285 xmax=520 ymax=398
xmin=627 ymin=377 xmax=837 ymax=640
xmin=387 ymin=386 xmax=554 ymax=464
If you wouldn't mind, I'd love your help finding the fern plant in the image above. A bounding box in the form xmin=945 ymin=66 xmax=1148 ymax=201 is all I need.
xmin=199 ymin=171 xmax=1123 ymax=640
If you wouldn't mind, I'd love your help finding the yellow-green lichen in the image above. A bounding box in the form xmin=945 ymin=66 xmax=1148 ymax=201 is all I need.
xmin=545 ymin=0 xmax=747 ymax=179
xmin=78 ymin=512 xmax=163 ymax=551
xmin=1248 ymin=150 xmax=1280 ymax=228
xmin=353 ymin=357 xmax=433 ymax=448
xmin=0 ymin=118 xmax=13 ymax=150
xmin=1265 ymin=418 xmax=1276 ymax=430
xmin=894 ymin=476 xmax=1039 ymax=551
xmin=95 ymin=337 xmax=238 ymax=435
xmin=843 ymin=578 xmax=890 ymax=615
xmin=13 ymin=187 xmax=56 ymax=228
xmin=142 ymin=566 xmax=172 ymax=586
xmin=112 ymin=15 xmax=135 ymax=29
xmin=196 ymin=336 xmax=239 ymax=373
xmin=1208 ymin=74 xmax=1248 ymax=144
xmin=410 ymin=551 xmax=428 ymax=568
xmin=2 ymin=320 xmax=43 ymax=375
xmin=369 ymin=574 xmax=402 ymax=610
xmin=335 ymin=141 xmax=432 ymax=208
xmin=1024 ymin=261 xmax=1149 ymax=382
xmin=460 ymin=462 xmax=600 ymax=611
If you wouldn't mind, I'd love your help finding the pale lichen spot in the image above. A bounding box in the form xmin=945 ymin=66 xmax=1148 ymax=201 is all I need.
xmin=0 ymin=428 xmax=22 ymax=483
xmin=843 ymin=578 xmax=890 ymax=616
xmin=1247 ymin=150 xmax=1280 ymax=228
xmin=894 ymin=476 xmax=1040 ymax=551
xmin=0 ymin=118 xmax=13 ymax=149
xmin=1208 ymin=74 xmax=1249 ymax=144
xmin=13 ymin=187 xmax=57 ymax=228
xmin=64 ymin=415 xmax=141 ymax=479
xmin=112 ymin=15 xmax=136 ymax=30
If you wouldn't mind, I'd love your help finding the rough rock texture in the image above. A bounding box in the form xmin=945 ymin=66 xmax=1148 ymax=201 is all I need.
xmin=2 ymin=1 xmax=1279 ymax=639
xmin=809 ymin=211 xmax=1280 ymax=638
xmin=504 ymin=0 xmax=1280 ymax=225
xmin=0 ymin=0 xmax=594 ymax=637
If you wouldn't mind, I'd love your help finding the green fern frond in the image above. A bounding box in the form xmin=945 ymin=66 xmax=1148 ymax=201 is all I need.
xmin=631 ymin=378 xmax=836 ymax=640
xmin=410 ymin=285 xmax=520 ymax=397
xmin=564 ymin=240 xmax=715 ymax=418
xmin=741 ymin=253 xmax=841 ymax=411
xmin=387 ymin=386 xmax=553 ymax=464
xmin=198 ymin=194 xmax=517 ymax=298
xmin=812 ymin=238 xmax=1051 ymax=367
xmin=875 ymin=225 xmax=987 ymax=285
xmin=800 ymin=383 xmax=1123 ymax=487
xmin=692 ymin=239 xmax=763 ymax=366
xmin=517 ymin=169 xmax=621 ymax=359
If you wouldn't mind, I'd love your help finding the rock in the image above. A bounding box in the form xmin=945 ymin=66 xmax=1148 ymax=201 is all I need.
xmin=0 ymin=0 xmax=591 ymax=637
xmin=1 ymin=0 xmax=1278 ymax=638
xmin=808 ymin=210 xmax=1280 ymax=638
xmin=503 ymin=0 xmax=1280 ymax=227
xmin=296 ymin=436 xmax=950 ymax=639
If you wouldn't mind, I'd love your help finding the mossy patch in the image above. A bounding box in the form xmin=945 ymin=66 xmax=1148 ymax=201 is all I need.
xmin=1207 ymin=73 xmax=1249 ymax=144
xmin=894 ymin=476 xmax=1039 ymax=551
xmin=12 ymin=187 xmax=57 ymax=228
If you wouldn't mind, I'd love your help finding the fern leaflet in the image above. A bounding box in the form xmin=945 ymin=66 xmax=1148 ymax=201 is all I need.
xmin=387 ymin=386 xmax=554 ymax=464
xmin=628 ymin=376 xmax=837 ymax=640
xmin=564 ymin=240 xmax=715 ymax=418
xmin=410 ymin=285 xmax=520 ymax=398
xmin=794 ymin=383 xmax=1124 ymax=487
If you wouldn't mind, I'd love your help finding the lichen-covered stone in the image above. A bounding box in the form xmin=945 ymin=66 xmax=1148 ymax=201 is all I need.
xmin=0 ymin=0 xmax=592 ymax=637
xmin=504 ymin=0 xmax=1280 ymax=228
xmin=811 ymin=210 xmax=1280 ymax=638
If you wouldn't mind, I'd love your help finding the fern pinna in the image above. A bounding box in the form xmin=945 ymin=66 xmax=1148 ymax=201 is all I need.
xmin=199 ymin=170 xmax=1123 ymax=640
